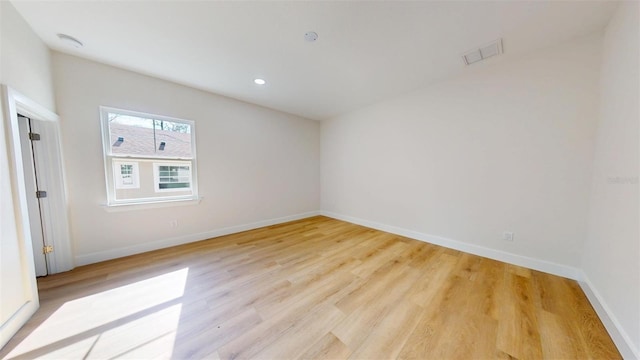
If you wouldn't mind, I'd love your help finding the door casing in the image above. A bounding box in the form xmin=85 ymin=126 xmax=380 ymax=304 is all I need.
xmin=2 ymin=85 xmax=73 ymax=274
xmin=0 ymin=85 xmax=73 ymax=349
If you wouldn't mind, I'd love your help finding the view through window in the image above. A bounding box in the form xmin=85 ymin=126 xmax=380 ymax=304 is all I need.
xmin=100 ymin=107 xmax=198 ymax=205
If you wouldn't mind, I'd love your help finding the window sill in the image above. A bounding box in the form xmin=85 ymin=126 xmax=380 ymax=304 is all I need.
xmin=101 ymin=196 xmax=202 ymax=212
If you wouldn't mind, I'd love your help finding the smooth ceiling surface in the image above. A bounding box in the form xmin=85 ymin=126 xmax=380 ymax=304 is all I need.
xmin=11 ymin=1 xmax=617 ymax=120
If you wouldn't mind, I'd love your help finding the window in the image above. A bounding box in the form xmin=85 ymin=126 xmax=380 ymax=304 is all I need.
xmin=154 ymin=163 xmax=192 ymax=192
xmin=113 ymin=161 xmax=140 ymax=189
xmin=100 ymin=107 xmax=198 ymax=206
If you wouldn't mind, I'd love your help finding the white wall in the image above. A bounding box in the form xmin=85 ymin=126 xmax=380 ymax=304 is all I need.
xmin=52 ymin=53 xmax=320 ymax=265
xmin=321 ymin=34 xmax=602 ymax=272
xmin=0 ymin=1 xmax=55 ymax=110
xmin=0 ymin=1 xmax=55 ymax=348
xmin=582 ymin=2 xmax=639 ymax=358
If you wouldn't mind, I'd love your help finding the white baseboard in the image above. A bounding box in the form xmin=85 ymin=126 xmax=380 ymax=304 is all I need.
xmin=74 ymin=211 xmax=320 ymax=266
xmin=320 ymin=210 xmax=581 ymax=280
xmin=579 ymin=274 xmax=639 ymax=360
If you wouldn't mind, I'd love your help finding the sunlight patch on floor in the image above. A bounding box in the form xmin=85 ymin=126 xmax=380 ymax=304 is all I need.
xmin=38 ymin=304 xmax=184 ymax=359
xmin=5 ymin=268 xmax=188 ymax=359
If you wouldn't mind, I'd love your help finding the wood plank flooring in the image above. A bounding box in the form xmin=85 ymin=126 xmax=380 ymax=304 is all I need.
xmin=0 ymin=216 xmax=620 ymax=359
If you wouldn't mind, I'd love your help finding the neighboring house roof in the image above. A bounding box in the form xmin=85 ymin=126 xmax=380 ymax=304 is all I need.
xmin=109 ymin=123 xmax=192 ymax=158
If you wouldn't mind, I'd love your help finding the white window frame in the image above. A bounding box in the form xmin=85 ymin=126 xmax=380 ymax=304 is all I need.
xmin=113 ymin=160 xmax=140 ymax=189
xmin=100 ymin=106 xmax=198 ymax=206
xmin=153 ymin=162 xmax=192 ymax=192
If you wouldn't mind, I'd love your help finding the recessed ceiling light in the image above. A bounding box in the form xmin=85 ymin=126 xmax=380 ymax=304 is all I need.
xmin=57 ymin=33 xmax=83 ymax=48
xmin=254 ymin=78 xmax=266 ymax=85
xmin=304 ymin=31 xmax=318 ymax=42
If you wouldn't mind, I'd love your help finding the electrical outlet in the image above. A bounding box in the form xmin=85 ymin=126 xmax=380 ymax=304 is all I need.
xmin=170 ymin=220 xmax=178 ymax=228
xmin=502 ymin=231 xmax=514 ymax=242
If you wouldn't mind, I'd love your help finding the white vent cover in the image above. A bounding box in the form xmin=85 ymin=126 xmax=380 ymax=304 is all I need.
xmin=462 ymin=39 xmax=503 ymax=65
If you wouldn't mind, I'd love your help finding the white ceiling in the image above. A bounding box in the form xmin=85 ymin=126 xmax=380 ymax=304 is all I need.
xmin=12 ymin=1 xmax=617 ymax=120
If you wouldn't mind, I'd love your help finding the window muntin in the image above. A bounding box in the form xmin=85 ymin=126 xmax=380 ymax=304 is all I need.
xmin=100 ymin=107 xmax=198 ymax=206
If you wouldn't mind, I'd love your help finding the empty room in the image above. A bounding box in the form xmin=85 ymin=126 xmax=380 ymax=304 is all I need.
xmin=0 ymin=0 xmax=638 ymax=359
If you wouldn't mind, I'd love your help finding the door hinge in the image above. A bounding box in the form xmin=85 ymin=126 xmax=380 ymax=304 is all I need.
xmin=36 ymin=190 xmax=47 ymax=198
xmin=29 ymin=132 xmax=41 ymax=141
xmin=43 ymin=245 xmax=54 ymax=254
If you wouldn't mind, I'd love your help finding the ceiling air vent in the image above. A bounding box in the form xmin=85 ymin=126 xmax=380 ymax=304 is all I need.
xmin=462 ymin=38 xmax=503 ymax=66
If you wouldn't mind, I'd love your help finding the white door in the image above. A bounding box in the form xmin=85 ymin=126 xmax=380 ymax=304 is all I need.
xmin=0 ymin=104 xmax=40 ymax=349
xmin=17 ymin=116 xmax=48 ymax=276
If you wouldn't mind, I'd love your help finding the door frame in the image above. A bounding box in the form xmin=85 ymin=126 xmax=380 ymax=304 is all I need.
xmin=2 ymin=85 xmax=73 ymax=274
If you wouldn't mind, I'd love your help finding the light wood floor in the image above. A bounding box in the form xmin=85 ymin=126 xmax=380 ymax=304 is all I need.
xmin=1 ymin=216 xmax=620 ymax=359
